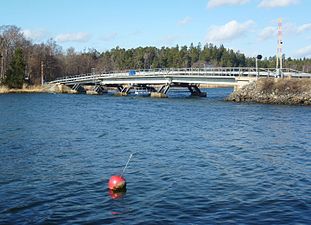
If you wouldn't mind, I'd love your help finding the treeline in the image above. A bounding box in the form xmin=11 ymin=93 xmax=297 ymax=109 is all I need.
xmin=1 ymin=25 xmax=310 ymax=88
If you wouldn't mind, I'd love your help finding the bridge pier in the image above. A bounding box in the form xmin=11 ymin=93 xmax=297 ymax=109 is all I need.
xmin=117 ymin=86 xmax=122 ymax=92
xmin=150 ymin=92 xmax=168 ymax=98
xmin=150 ymin=85 xmax=170 ymax=98
xmin=86 ymin=85 xmax=107 ymax=95
xmin=115 ymin=86 xmax=131 ymax=96
xmin=188 ymin=85 xmax=207 ymax=97
xmin=68 ymin=83 xmax=85 ymax=94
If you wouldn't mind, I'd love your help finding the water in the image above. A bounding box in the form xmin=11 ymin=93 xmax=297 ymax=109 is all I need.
xmin=0 ymin=89 xmax=310 ymax=224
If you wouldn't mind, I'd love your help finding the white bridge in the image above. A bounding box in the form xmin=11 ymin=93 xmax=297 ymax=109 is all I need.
xmin=48 ymin=67 xmax=311 ymax=97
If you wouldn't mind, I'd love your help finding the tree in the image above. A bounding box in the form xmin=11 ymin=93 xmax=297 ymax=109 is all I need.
xmin=4 ymin=48 xmax=25 ymax=88
xmin=0 ymin=25 xmax=29 ymax=82
xmin=1 ymin=24 xmax=311 ymax=81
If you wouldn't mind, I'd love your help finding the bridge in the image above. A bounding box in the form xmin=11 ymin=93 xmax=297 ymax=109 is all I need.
xmin=48 ymin=67 xmax=311 ymax=97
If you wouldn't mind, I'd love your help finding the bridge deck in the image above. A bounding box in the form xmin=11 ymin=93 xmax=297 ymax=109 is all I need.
xmin=48 ymin=67 xmax=311 ymax=86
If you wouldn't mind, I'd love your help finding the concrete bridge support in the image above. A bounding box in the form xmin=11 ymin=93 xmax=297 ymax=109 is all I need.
xmin=68 ymin=83 xmax=85 ymax=94
xmin=150 ymin=84 xmax=207 ymax=98
xmin=150 ymin=85 xmax=170 ymax=98
xmin=115 ymin=86 xmax=131 ymax=96
xmin=188 ymin=85 xmax=207 ymax=97
xmin=86 ymin=85 xmax=107 ymax=95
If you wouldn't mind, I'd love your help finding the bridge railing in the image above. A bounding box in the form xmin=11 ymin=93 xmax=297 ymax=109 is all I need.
xmin=49 ymin=67 xmax=257 ymax=83
xmin=48 ymin=67 xmax=311 ymax=84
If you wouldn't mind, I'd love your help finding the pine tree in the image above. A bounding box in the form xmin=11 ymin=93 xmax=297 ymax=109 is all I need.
xmin=4 ymin=48 xmax=25 ymax=88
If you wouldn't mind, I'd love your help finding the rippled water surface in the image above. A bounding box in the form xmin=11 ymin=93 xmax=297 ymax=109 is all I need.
xmin=0 ymin=89 xmax=310 ymax=224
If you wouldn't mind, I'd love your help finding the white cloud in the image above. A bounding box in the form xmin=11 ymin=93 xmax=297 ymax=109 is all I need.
xmin=258 ymin=26 xmax=276 ymax=40
xmin=283 ymin=23 xmax=299 ymax=35
xmin=55 ymin=32 xmax=90 ymax=43
xmin=22 ymin=29 xmax=47 ymax=41
xmin=283 ymin=23 xmax=311 ymax=34
xmin=297 ymin=23 xmax=311 ymax=33
xmin=102 ymin=32 xmax=118 ymax=42
xmin=259 ymin=22 xmax=311 ymax=41
xmin=206 ymin=20 xmax=254 ymax=43
xmin=258 ymin=0 xmax=299 ymax=8
xmin=295 ymin=45 xmax=311 ymax=58
xmin=178 ymin=16 xmax=192 ymax=26
xmin=207 ymin=0 xmax=249 ymax=9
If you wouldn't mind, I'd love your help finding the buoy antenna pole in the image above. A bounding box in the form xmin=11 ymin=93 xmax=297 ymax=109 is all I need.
xmin=121 ymin=153 xmax=133 ymax=176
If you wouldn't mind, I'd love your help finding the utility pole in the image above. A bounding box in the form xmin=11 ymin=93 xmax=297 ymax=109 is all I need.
xmin=0 ymin=48 xmax=5 ymax=81
xmin=0 ymin=52 xmax=3 ymax=80
xmin=41 ymin=60 xmax=44 ymax=86
xmin=0 ymin=38 xmax=5 ymax=81
xmin=256 ymin=57 xmax=258 ymax=76
xmin=256 ymin=55 xmax=262 ymax=78
xmin=276 ymin=18 xmax=283 ymax=78
xmin=0 ymin=39 xmax=2 ymax=80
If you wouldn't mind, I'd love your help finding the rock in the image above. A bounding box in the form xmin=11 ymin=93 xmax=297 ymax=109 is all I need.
xmin=226 ymin=78 xmax=311 ymax=105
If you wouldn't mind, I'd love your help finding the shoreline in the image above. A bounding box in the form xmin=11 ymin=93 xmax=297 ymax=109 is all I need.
xmin=0 ymin=85 xmax=45 ymax=94
xmin=2 ymin=80 xmax=311 ymax=106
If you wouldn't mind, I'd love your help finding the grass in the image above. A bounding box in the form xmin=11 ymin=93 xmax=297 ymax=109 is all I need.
xmin=0 ymin=85 xmax=44 ymax=94
xmin=256 ymin=78 xmax=311 ymax=94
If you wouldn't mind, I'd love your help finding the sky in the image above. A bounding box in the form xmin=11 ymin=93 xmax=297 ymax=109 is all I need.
xmin=1 ymin=0 xmax=311 ymax=58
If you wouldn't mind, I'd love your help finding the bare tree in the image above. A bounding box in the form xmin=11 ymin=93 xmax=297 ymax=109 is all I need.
xmin=0 ymin=25 xmax=31 ymax=82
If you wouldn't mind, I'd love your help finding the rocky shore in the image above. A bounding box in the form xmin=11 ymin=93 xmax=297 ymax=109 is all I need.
xmin=227 ymin=78 xmax=311 ymax=105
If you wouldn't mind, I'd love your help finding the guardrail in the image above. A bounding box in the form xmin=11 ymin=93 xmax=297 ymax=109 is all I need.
xmin=48 ymin=67 xmax=311 ymax=84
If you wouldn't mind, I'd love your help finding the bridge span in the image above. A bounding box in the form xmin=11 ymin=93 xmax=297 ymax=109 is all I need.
xmin=48 ymin=67 xmax=311 ymax=97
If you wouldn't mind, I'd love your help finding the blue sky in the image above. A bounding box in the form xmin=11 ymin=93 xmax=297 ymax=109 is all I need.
xmin=1 ymin=0 xmax=311 ymax=58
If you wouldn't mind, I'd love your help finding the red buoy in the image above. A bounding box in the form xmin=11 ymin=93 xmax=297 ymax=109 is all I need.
xmin=108 ymin=175 xmax=126 ymax=191
xmin=108 ymin=189 xmax=126 ymax=199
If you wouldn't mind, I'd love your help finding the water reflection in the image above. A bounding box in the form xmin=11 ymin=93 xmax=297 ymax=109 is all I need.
xmin=108 ymin=189 xmax=126 ymax=200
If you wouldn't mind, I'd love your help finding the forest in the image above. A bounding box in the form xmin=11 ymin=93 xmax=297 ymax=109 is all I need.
xmin=1 ymin=25 xmax=311 ymax=88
